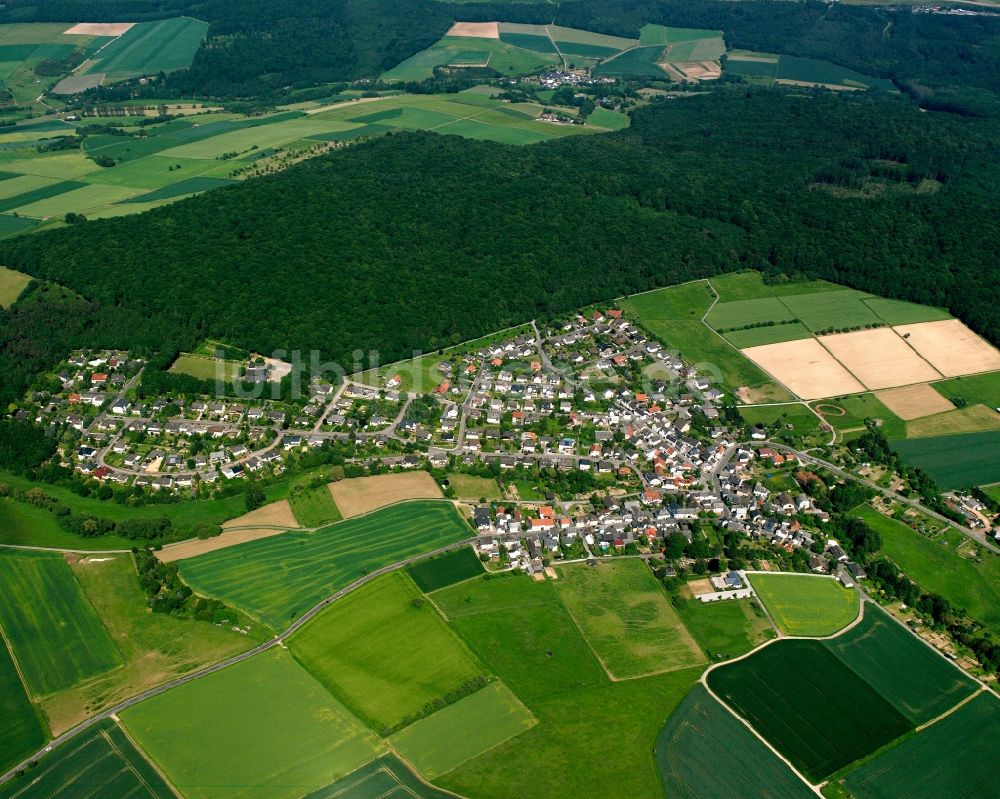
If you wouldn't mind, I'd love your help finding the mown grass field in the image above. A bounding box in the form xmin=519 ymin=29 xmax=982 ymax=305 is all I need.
xmin=406 ymin=546 xmax=484 ymax=593
xmin=168 ymin=352 xmax=243 ymax=381
xmin=121 ymin=649 xmax=382 ymax=799
xmin=289 ymin=571 xmax=483 ymax=731
xmin=748 ymin=573 xmax=859 ymax=637
xmin=933 ymin=370 xmax=1000 ymax=409
xmin=675 ymin=597 xmax=775 ymax=661
xmin=302 ymin=754 xmax=456 ymax=799
xmin=179 ymin=501 xmax=471 ymax=629
xmin=0 ymin=265 xmax=30 ymax=307
xmin=82 ymin=17 xmax=208 ymax=81
xmin=655 ymin=684 xmax=813 ymax=799
xmin=445 ymin=473 xmax=502 ymax=500
xmin=707 ymin=640 xmax=911 ymax=782
xmin=0 ymin=550 xmax=120 ymax=697
xmin=553 ymin=560 xmax=705 ymax=678
xmin=389 ymin=681 xmax=535 ymax=780
xmin=892 ymin=429 xmax=1000 ymax=489
xmin=0 ymin=719 xmax=174 ymax=799
xmin=824 ymin=604 xmax=977 ymax=725
xmin=0 ymin=635 xmax=45 ymax=776
xmin=289 ymin=484 xmax=342 ymax=527
xmin=435 ymin=575 xmax=607 ymax=704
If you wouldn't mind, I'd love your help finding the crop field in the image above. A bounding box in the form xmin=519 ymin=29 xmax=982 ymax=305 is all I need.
xmin=179 ymin=501 xmax=471 ymax=629
xmin=81 ymin=17 xmax=208 ymax=81
xmin=389 ymin=682 xmax=535 ymax=780
xmin=932 ymin=370 xmax=1000 ymax=409
xmin=905 ymin=403 xmax=1000 ymax=438
xmin=852 ymin=504 xmax=1000 ymax=631
xmin=0 ymin=265 xmax=30 ymax=307
xmin=553 ymin=560 xmax=705 ymax=678
xmin=329 ymin=472 xmax=444 ymax=518
xmin=748 ymin=573 xmax=859 ymax=637
xmin=382 ymin=32 xmax=560 ymax=81
xmin=780 ymin=289 xmax=883 ymax=331
xmin=655 ymin=684 xmax=813 ymax=799
xmin=303 ymin=755 xmax=456 ymax=799
xmin=824 ymin=604 xmax=977 ymax=725
xmin=593 ymin=46 xmax=669 ymax=78
xmin=707 ymin=640 xmax=911 ymax=782
xmin=894 ymin=319 xmax=1000 ymax=377
xmin=874 ymin=383 xmax=955 ymax=421
xmin=0 ymin=720 xmax=174 ymax=799
xmin=0 ymin=635 xmax=45 ymax=776
xmin=841 ymin=692 xmax=1000 ymax=799
xmin=776 ymin=55 xmax=897 ymax=91
xmin=585 ymin=106 xmax=630 ymax=130
xmin=822 ymin=328 xmax=942 ymax=390
xmin=675 ymin=597 xmax=775 ymax=660
xmin=435 ymin=575 xmax=606 ymax=704
xmin=289 ymin=485 xmax=343 ymax=527
xmin=892 ymin=430 xmax=1000 ymax=489
xmin=0 ymin=550 xmax=120 ymax=697
xmin=0 ymin=24 xmax=111 ymax=107
xmin=742 ymin=338 xmax=865 ymax=400
xmin=121 ymin=649 xmax=382 ymax=799
xmin=406 ymin=546 xmax=484 ymax=592
xmin=289 ymin=571 xmax=483 ymax=731
xmin=863 ymin=297 xmax=952 ymax=325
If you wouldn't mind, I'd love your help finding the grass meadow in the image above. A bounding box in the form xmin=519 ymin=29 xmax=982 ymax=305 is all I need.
xmin=445 ymin=473 xmax=502 ymax=500
xmin=814 ymin=393 xmax=907 ymax=440
xmin=553 ymin=560 xmax=705 ymax=678
xmin=933 ymin=370 xmax=1000 ymax=409
xmin=708 ymin=272 xmax=842 ymax=302
xmin=0 ymin=635 xmax=45 ymax=776
xmin=121 ymin=649 xmax=382 ymax=799
xmin=288 ymin=571 xmax=484 ymax=732
xmin=0 ymin=265 xmax=30 ymax=307
xmin=655 ymin=685 xmax=813 ymax=799
xmin=748 ymin=573 xmax=859 ymax=637
xmin=707 ymin=640 xmax=911 ymax=782
xmin=288 ymin=484 xmax=342 ymax=527
xmin=892 ymin=430 xmax=1000 ymax=488
xmin=405 ymin=546 xmax=484 ymax=593
xmin=675 ymin=596 xmax=775 ymax=661
xmin=0 ymin=496 xmax=135 ymax=549
xmin=179 ymin=501 xmax=471 ymax=629
xmin=0 ymin=550 xmax=120 ymax=697
xmin=905 ymin=404 xmax=1000 ymax=438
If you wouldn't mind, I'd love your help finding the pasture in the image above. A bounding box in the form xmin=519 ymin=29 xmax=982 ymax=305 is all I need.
xmin=932 ymin=370 xmax=1000 ymax=410
xmin=675 ymin=596 xmax=775 ymax=660
xmin=435 ymin=575 xmax=606 ymax=704
xmin=389 ymin=681 xmax=535 ymax=780
xmin=748 ymin=573 xmax=859 ymax=637
xmin=0 ymin=496 xmax=136 ymax=549
xmin=446 ymin=473 xmax=502 ymax=500
xmin=81 ymin=17 xmax=208 ymax=81
xmin=178 ymin=501 xmax=471 ymax=629
xmin=0 ymin=550 xmax=120 ymax=697
xmin=121 ymin=649 xmax=382 ymax=799
xmin=406 ymin=546 xmax=484 ymax=592
xmin=288 ymin=571 xmax=484 ymax=732
xmin=655 ymin=684 xmax=813 ymax=799
xmin=905 ymin=403 xmax=1000 ymax=438
xmin=0 ymin=635 xmax=45 ymax=776
xmin=841 ymin=692 xmax=1000 ymax=799
xmin=708 ymin=272 xmax=842 ymax=302
xmin=303 ymin=755 xmax=456 ymax=799
xmin=0 ymin=265 xmax=30 ymax=307
xmin=289 ymin=484 xmax=342 ymax=527
xmin=706 ymin=640 xmax=911 ymax=782
xmin=553 ymin=560 xmax=705 ymax=679
xmin=329 ymin=472 xmax=443 ymax=518
xmin=0 ymin=720 xmax=173 ymax=799
xmin=895 ymin=319 xmax=1000 ymax=377
xmin=892 ymin=429 xmax=1000 ymax=489
xmin=824 ymin=603 xmax=977 ymax=725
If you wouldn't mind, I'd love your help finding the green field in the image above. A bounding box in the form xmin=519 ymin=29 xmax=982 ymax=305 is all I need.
xmin=167 ymin=352 xmax=243 ymax=381
xmin=289 ymin=571 xmax=484 ymax=732
xmin=748 ymin=573 xmax=859 ymax=637
xmin=707 ymin=296 xmax=795 ymax=329
xmin=814 ymin=393 xmax=907 ymax=440
xmin=675 ymin=597 xmax=775 ymax=660
xmin=121 ymin=648 xmax=382 ymax=799
xmin=406 ymin=546 xmax=484 ymax=592
xmin=302 ymin=755 xmax=455 ymax=799
xmin=932 ymin=370 xmax=1000 ymax=409
xmin=707 ymin=640 xmax=911 ymax=782
xmin=434 ymin=575 xmax=607 ymax=704
xmin=586 ymin=106 xmax=630 ymax=130
xmin=661 ymin=36 xmax=725 ymax=63
xmin=863 ymin=297 xmax=951 ymax=325
xmin=83 ymin=17 xmax=209 ymax=80
xmin=553 ymin=560 xmax=704 ymax=678
xmin=853 ymin=504 xmax=1000 ymax=631
xmin=389 ymin=682 xmax=535 ymax=780
xmin=780 ymin=290 xmax=883 ymax=332
xmin=0 ymin=720 xmax=174 ymax=799
xmin=0 ymin=496 xmax=139 ymax=549
xmin=892 ymin=430 xmax=1000 ymax=488
xmin=383 ymin=35 xmax=558 ymax=81
xmin=445 ymin=473 xmax=502 ymax=500
xmin=709 ymin=272 xmax=843 ymax=302
xmin=740 ymin=403 xmax=824 ymax=442
xmin=289 ymin=484 xmax=342 ymax=527
xmin=179 ymin=501 xmax=472 ymax=629
xmin=655 ymin=685 xmax=813 ymax=799
xmin=723 ymin=322 xmax=814 ymax=348
xmin=546 ymin=25 xmax=637 ymax=51
xmin=0 ymin=24 xmax=110 ymax=107
xmin=777 ymin=55 xmax=897 ymax=91
xmin=824 ymin=604 xmax=977 ymax=725
xmin=0 ymin=635 xmax=45 ymax=775
xmin=905 ymin=404 xmax=1000 ymax=438
xmin=0 ymin=265 xmax=30 ymax=306
xmin=841 ymin=692 xmax=1000 ymax=799
xmin=0 ymin=550 xmax=121 ymax=697
xmin=593 ymin=45 xmax=668 ymax=78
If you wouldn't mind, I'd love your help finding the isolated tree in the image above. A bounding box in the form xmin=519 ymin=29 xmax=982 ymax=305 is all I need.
xmin=245 ymin=482 xmax=265 ymax=511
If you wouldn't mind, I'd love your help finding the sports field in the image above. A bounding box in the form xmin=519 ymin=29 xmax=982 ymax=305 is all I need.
xmin=675 ymin=597 xmax=775 ymax=660
xmin=655 ymin=684 xmax=813 ymax=799
xmin=0 ymin=719 xmax=174 ymax=799
xmin=0 ymin=265 xmax=30 ymax=307
xmin=707 ymin=640 xmax=911 ymax=782
xmin=406 ymin=546 xmax=484 ymax=592
xmin=553 ymin=560 xmax=705 ymax=678
xmin=82 ymin=17 xmax=208 ymax=80
xmin=892 ymin=429 xmax=1000 ymax=488
xmin=121 ymin=649 xmax=382 ymax=799
xmin=0 ymin=635 xmax=45 ymax=775
xmin=289 ymin=571 xmax=484 ymax=732
xmin=328 ymin=472 xmax=443 ymax=518
xmin=389 ymin=682 xmax=535 ymax=780
xmin=179 ymin=501 xmax=471 ymax=629
xmin=302 ymin=755 xmax=456 ymax=799
xmin=824 ymin=604 xmax=977 ymax=725
xmin=841 ymin=691 xmax=1000 ymax=799
xmin=748 ymin=573 xmax=859 ymax=637
xmin=168 ymin=352 xmax=243 ymax=381
xmin=289 ymin=484 xmax=343 ymax=527
xmin=0 ymin=550 xmax=120 ymax=697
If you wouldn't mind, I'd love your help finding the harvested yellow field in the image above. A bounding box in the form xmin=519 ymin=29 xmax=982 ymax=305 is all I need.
xmin=895 ymin=320 xmax=1000 ymax=377
xmin=741 ymin=338 xmax=865 ymax=400
xmin=820 ymin=328 xmax=941 ymax=390
xmin=222 ymin=499 xmax=298 ymax=530
xmin=446 ymin=21 xmax=499 ymax=39
xmin=329 ymin=471 xmax=443 ymax=518
xmin=875 ymin=384 xmax=955 ymax=420
xmin=156 ymin=527 xmax=292 ymax=563
xmin=906 ymin=404 xmax=1000 ymax=438
xmin=64 ymin=22 xmax=135 ymax=36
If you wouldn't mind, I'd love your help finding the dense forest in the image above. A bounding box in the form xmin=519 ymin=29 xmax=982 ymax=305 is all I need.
xmin=0 ymin=90 xmax=997 ymax=407
xmin=2 ymin=0 xmax=999 ymax=114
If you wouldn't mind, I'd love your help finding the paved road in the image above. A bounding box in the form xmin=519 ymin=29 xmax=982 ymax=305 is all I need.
xmin=0 ymin=537 xmax=475 ymax=785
